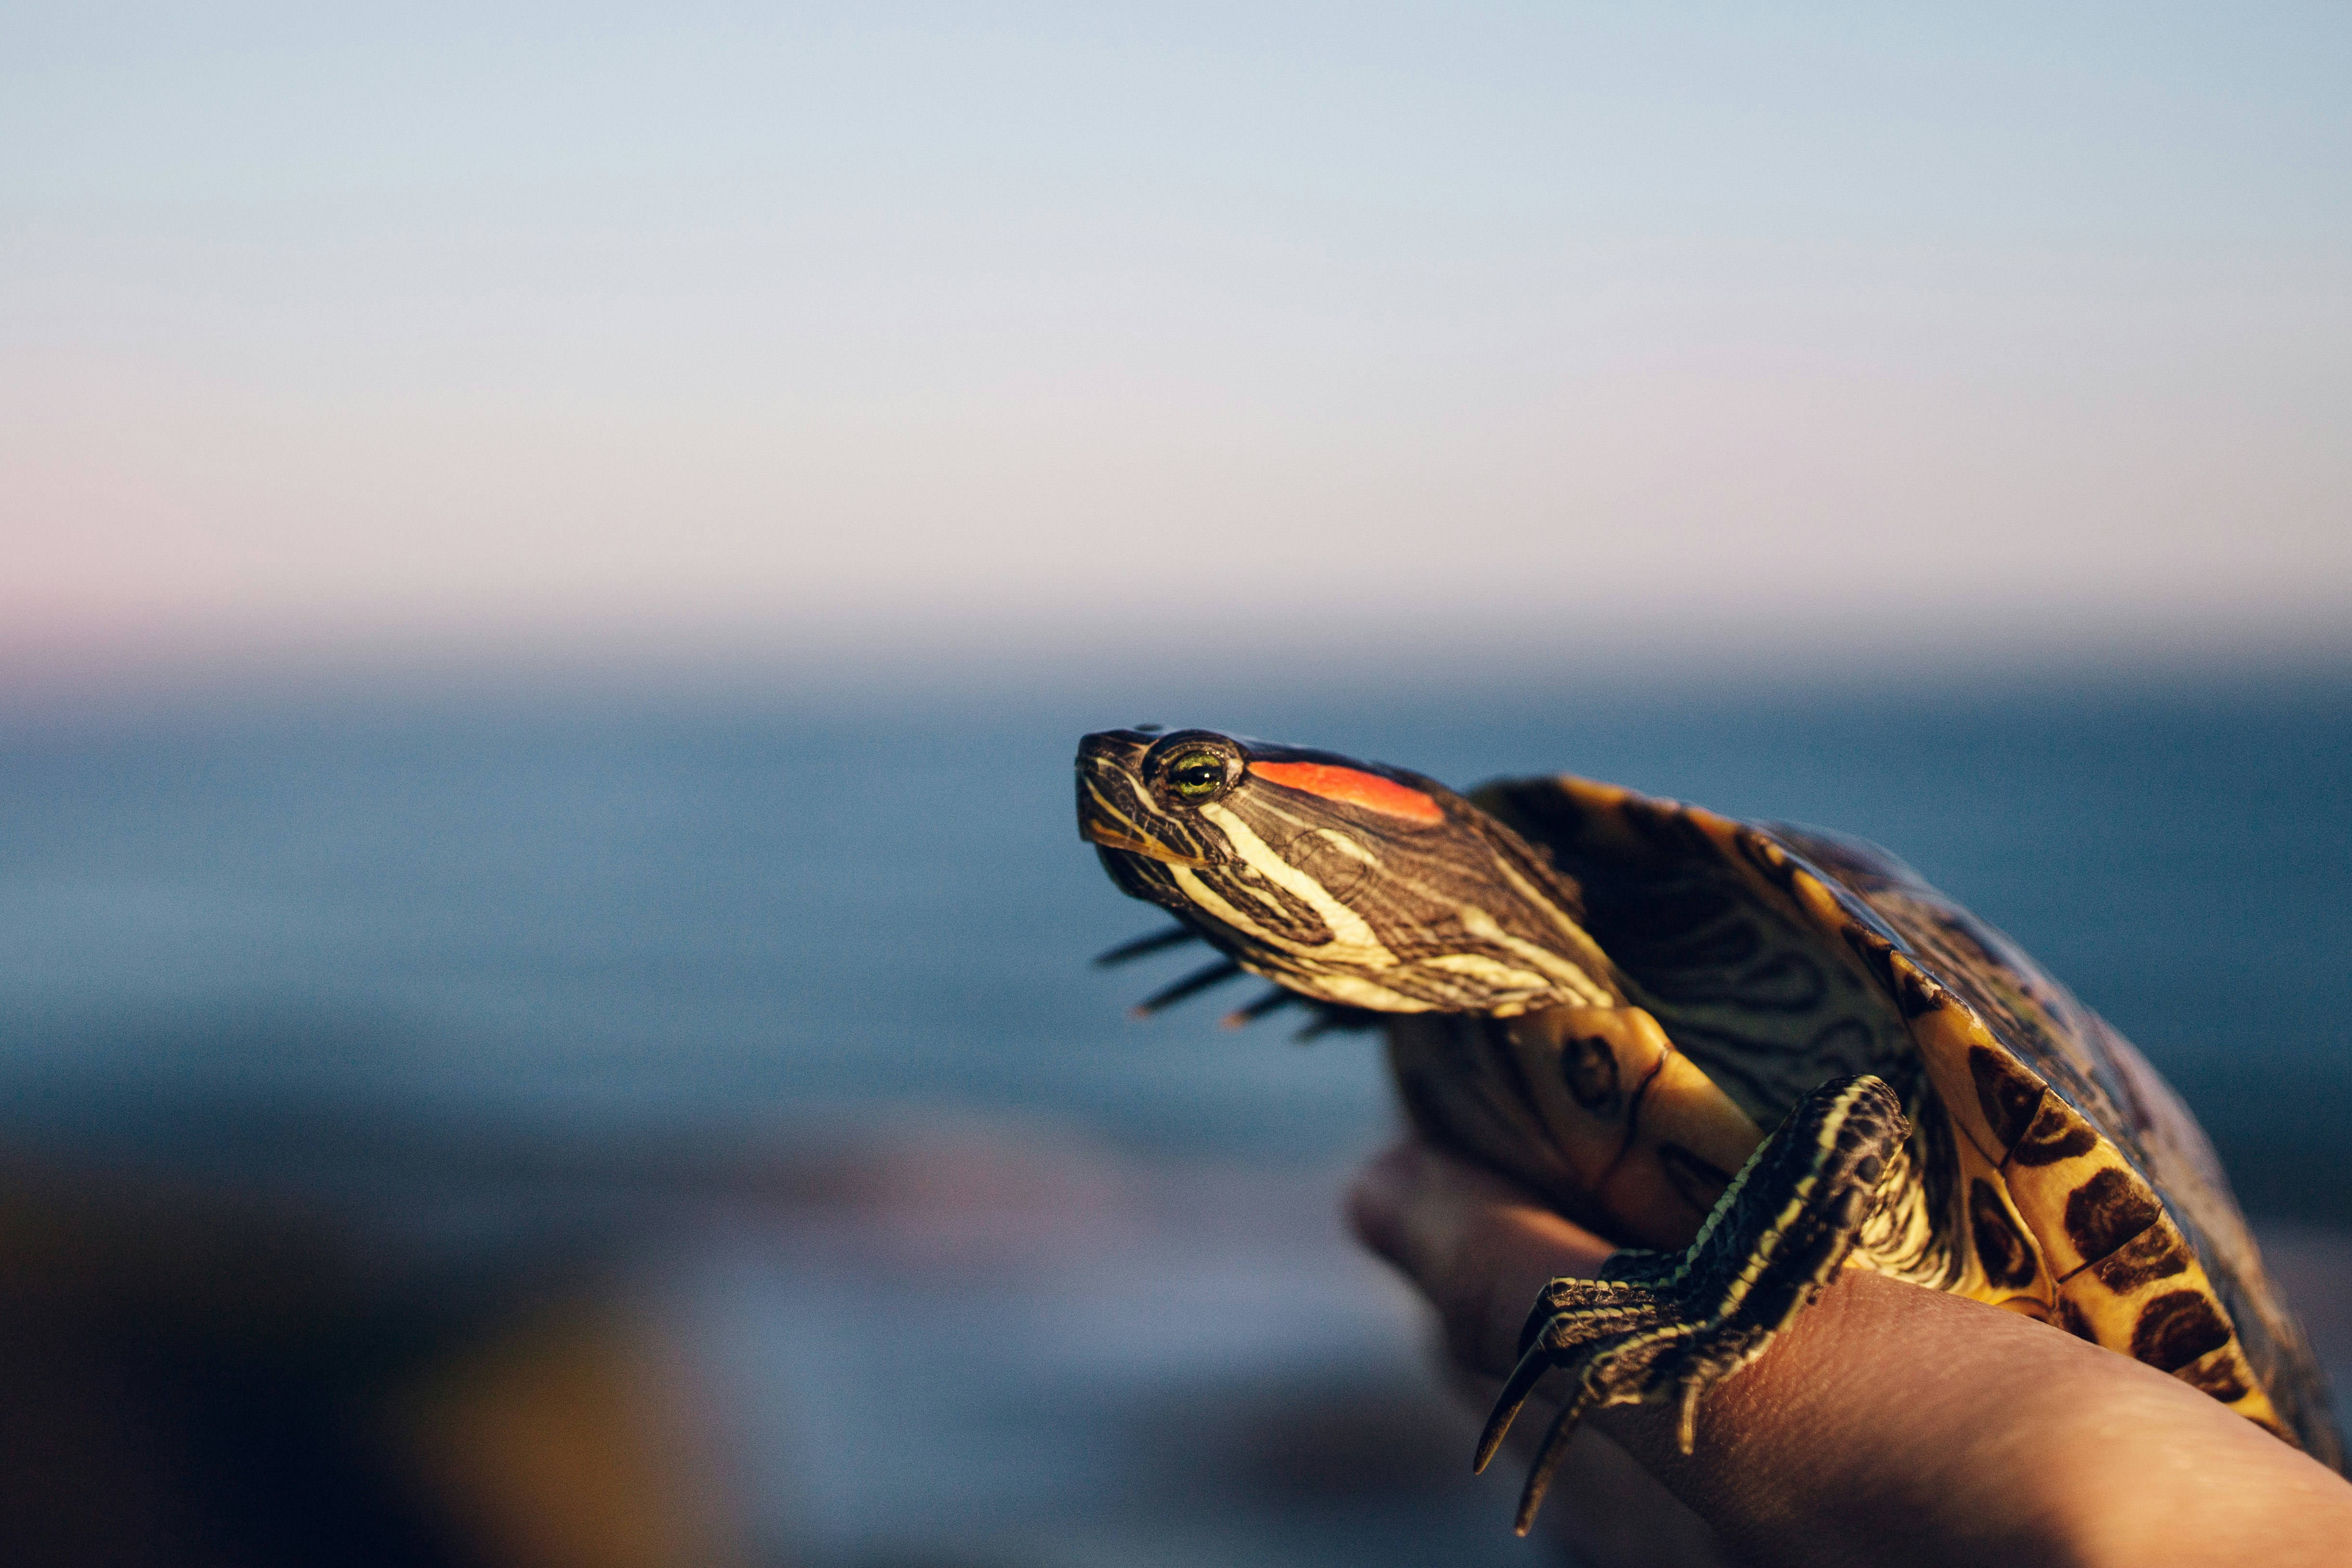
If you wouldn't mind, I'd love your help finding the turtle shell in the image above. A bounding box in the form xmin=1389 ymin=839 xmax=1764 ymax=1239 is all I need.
xmin=1451 ymin=773 xmax=2346 ymax=1468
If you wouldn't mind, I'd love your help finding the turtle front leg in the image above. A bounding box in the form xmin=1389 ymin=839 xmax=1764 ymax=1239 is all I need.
xmin=1475 ymin=1073 xmax=1909 ymax=1534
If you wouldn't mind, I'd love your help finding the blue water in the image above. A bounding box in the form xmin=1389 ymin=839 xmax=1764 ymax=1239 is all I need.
xmin=2 ymin=672 xmax=2347 ymax=1211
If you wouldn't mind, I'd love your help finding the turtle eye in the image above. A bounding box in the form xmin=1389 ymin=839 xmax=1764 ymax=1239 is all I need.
xmin=1165 ymin=751 xmax=1229 ymax=801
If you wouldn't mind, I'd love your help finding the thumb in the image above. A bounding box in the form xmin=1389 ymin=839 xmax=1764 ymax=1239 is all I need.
xmin=1347 ymin=1139 xmax=1612 ymax=1378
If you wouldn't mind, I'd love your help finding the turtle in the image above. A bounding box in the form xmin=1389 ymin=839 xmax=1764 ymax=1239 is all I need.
xmin=1073 ymin=725 xmax=2344 ymax=1533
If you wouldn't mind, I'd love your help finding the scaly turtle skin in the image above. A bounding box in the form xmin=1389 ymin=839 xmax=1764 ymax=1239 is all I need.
xmin=1075 ymin=727 xmax=2344 ymax=1532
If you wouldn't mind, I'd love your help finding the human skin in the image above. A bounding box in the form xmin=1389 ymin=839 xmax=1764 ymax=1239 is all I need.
xmin=1348 ymin=1138 xmax=2352 ymax=1568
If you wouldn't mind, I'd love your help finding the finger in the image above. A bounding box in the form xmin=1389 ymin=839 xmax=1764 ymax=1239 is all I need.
xmin=1346 ymin=1138 xmax=1612 ymax=1378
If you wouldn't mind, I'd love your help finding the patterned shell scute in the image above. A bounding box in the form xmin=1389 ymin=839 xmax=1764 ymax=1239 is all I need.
xmin=1756 ymin=819 xmax=2341 ymax=1469
xmin=1764 ymin=829 xmax=2149 ymax=1159
xmin=1460 ymin=774 xmax=2338 ymax=1464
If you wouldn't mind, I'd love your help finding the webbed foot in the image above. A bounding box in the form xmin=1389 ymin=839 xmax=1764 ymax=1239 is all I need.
xmin=1476 ymin=1073 xmax=1909 ymax=1534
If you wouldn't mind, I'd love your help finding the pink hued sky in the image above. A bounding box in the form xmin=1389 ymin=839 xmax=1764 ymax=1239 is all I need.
xmin=6 ymin=4 xmax=2347 ymax=693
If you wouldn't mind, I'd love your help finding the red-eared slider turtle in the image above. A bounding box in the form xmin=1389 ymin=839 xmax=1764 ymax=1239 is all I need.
xmin=1074 ymin=727 xmax=2344 ymax=1532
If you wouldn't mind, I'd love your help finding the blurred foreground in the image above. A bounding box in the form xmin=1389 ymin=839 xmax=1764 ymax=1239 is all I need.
xmin=3 ymin=1119 xmax=2346 ymax=1567
xmin=1 ymin=672 xmax=2346 ymax=1563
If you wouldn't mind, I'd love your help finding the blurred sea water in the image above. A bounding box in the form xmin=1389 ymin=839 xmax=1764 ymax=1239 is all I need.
xmin=3 ymin=668 xmax=2349 ymax=1565
xmin=1 ymin=671 xmax=2347 ymax=1217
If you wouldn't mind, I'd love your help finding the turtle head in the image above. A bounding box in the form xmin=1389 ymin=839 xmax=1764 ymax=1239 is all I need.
xmin=1076 ymin=727 xmax=1620 ymax=1015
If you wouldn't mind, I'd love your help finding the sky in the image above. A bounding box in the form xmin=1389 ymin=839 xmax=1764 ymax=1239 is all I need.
xmin=4 ymin=3 xmax=2348 ymax=690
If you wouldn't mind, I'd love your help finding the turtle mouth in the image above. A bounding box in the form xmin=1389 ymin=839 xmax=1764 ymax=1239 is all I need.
xmin=1076 ymin=730 xmax=1219 ymax=868
xmin=1079 ymin=819 xmax=1213 ymax=867
xmin=1076 ymin=775 xmax=1214 ymax=867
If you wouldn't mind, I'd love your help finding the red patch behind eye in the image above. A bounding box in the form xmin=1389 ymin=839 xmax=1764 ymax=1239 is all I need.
xmin=1247 ymin=761 xmax=1445 ymax=824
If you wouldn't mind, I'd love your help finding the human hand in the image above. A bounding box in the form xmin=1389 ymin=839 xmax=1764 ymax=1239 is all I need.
xmin=1348 ymin=1137 xmax=2352 ymax=1568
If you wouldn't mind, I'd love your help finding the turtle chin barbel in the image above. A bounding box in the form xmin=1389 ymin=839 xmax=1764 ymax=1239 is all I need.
xmin=1076 ymin=729 xmax=2344 ymax=1534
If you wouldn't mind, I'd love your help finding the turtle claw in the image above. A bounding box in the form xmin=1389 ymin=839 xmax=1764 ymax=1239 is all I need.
xmin=1514 ymin=1385 xmax=1599 ymax=1536
xmin=1676 ymin=1378 xmax=1704 ymax=1456
xmin=1220 ymin=988 xmax=1297 ymax=1028
xmin=1094 ymin=925 xmax=1199 ymax=966
xmin=1129 ymin=958 xmax=1243 ymax=1016
xmin=1290 ymin=1004 xmax=1380 ymax=1042
xmin=1476 ymin=1075 xmax=1909 ymax=1532
xmin=1473 ymin=1339 xmax=1562 ymax=1474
